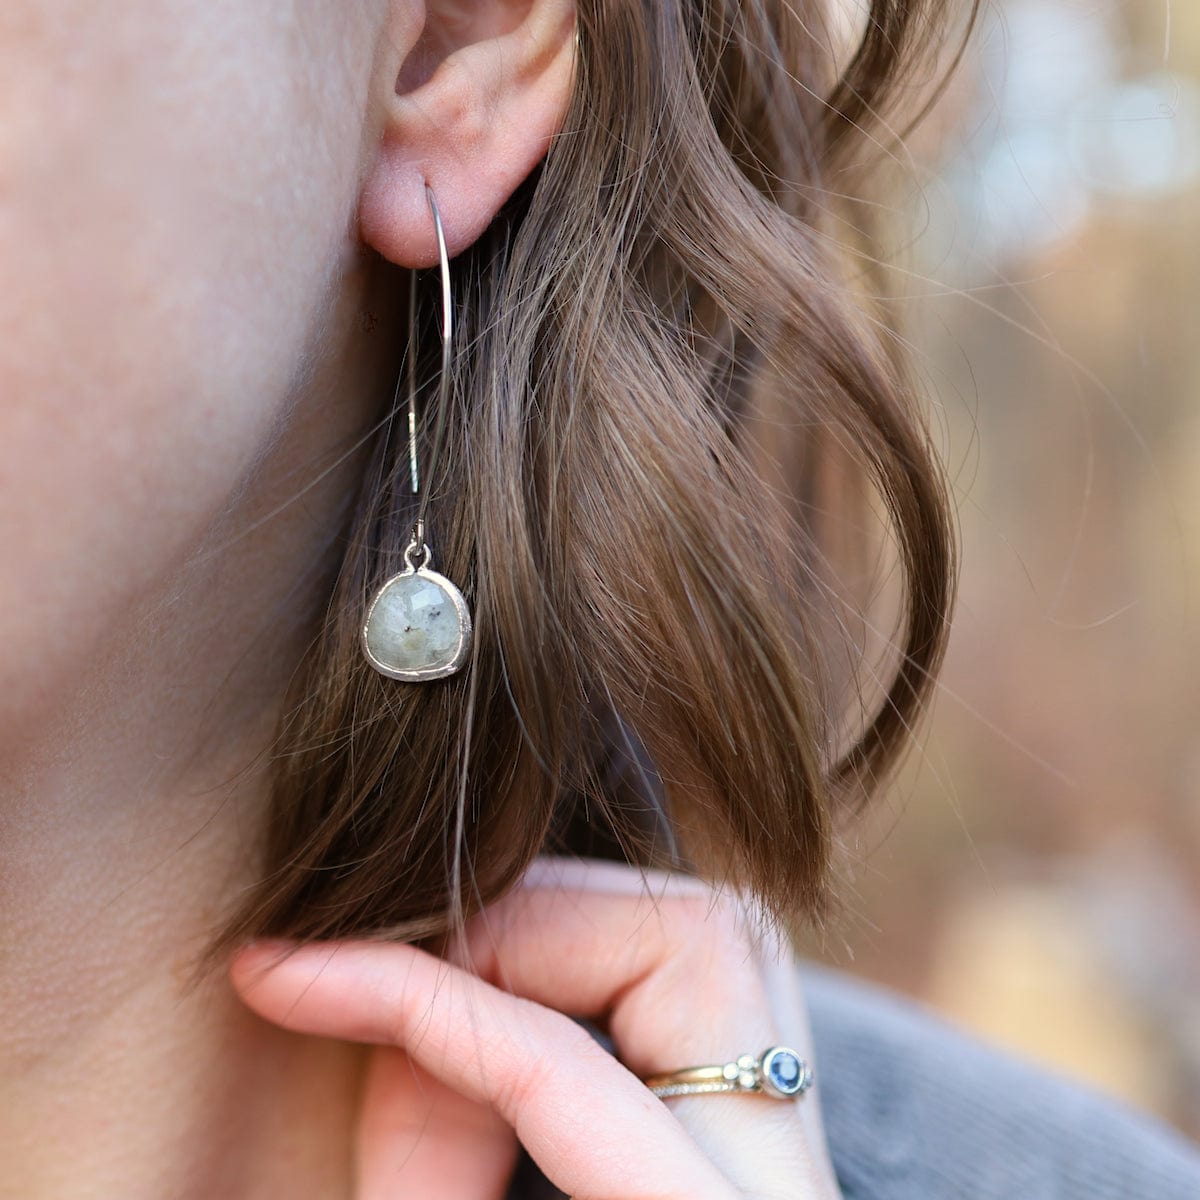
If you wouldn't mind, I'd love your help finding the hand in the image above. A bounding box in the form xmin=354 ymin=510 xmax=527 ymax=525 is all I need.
xmin=228 ymin=856 xmax=843 ymax=1200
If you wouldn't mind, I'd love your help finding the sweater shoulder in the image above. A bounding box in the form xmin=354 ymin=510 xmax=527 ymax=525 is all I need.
xmin=804 ymin=961 xmax=1200 ymax=1200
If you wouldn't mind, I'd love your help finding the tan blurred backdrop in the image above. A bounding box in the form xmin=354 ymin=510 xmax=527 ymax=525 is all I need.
xmin=808 ymin=0 xmax=1200 ymax=1140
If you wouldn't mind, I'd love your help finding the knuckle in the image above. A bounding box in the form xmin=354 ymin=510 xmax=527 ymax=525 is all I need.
xmin=661 ymin=890 xmax=757 ymax=957
xmin=491 ymin=1048 xmax=551 ymax=1120
xmin=382 ymin=975 xmax=438 ymax=1051
xmin=492 ymin=1003 xmax=601 ymax=1120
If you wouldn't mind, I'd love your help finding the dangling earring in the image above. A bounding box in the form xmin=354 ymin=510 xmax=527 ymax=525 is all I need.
xmin=361 ymin=182 xmax=473 ymax=682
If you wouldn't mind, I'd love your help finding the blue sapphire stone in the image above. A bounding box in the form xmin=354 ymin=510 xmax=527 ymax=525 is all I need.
xmin=767 ymin=1050 xmax=803 ymax=1093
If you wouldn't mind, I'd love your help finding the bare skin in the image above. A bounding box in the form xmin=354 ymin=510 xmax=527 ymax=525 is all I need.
xmin=0 ymin=2 xmax=840 ymax=1197
xmin=232 ymin=857 xmax=842 ymax=1198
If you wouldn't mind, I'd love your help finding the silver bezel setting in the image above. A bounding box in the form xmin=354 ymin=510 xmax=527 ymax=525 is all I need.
xmin=361 ymin=564 xmax=473 ymax=682
xmin=759 ymin=1046 xmax=813 ymax=1099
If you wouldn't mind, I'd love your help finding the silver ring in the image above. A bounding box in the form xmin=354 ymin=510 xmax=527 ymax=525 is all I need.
xmin=641 ymin=1046 xmax=814 ymax=1100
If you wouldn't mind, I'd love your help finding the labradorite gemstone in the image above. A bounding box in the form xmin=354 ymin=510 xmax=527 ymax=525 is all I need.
xmin=365 ymin=573 xmax=463 ymax=673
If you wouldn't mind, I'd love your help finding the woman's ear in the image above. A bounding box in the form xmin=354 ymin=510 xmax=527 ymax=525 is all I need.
xmin=360 ymin=0 xmax=578 ymax=267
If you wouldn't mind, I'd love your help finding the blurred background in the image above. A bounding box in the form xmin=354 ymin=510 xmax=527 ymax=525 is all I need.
xmin=808 ymin=0 xmax=1200 ymax=1140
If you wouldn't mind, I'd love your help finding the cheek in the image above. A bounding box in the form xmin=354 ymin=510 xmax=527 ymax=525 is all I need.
xmin=0 ymin=1 xmax=374 ymax=713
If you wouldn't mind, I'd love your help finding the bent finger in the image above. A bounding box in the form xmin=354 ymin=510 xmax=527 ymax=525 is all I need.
xmin=438 ymin=858 xmax=832 ymax=1193
xmin=445 ymin=858 xmax=791 ymax=1078
xmin=230 ymin=939 xmax=735 ymax=1200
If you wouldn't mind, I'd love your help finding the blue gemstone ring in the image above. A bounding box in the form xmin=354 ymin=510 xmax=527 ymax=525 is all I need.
xmin=641 ymin=1046 xmax=814 ymax=1101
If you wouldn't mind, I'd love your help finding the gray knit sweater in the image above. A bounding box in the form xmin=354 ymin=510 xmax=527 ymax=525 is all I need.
xmin=505 ymin=961 xmax=1200 ymax=1199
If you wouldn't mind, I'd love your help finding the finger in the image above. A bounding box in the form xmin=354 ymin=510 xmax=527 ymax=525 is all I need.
xmin=355 ymin=1047 xmax=520 ymax=1200
xmin=448 ymin=856 xmax=789 ymax=1076
xmin=231 ymin=939 xmax=736 ymax=1200
xmin=757 ymin=935 xmax=842 ymax=1198
xmin=439 ymin=857 xmax=831 ymax=1192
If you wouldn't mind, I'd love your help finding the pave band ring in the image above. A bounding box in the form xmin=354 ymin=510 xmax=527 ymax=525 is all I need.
xmin=641 ymin=1046 xmax=814 ymax=1100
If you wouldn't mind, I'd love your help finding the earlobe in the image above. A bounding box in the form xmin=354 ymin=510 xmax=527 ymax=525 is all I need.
xmin=358 ymin=0 xmax=578 ymax=268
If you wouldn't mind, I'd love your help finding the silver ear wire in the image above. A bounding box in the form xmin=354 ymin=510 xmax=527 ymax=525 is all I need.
xmin=406 ymin=183 xmax=454 ymax=551
xmin=361 ymin=181 xmax=473 ymax=682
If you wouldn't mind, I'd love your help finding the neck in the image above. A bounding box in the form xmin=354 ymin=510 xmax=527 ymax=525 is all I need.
xmin=0 ymin=257 xmax=403 ymax=1199
xmin=0 ymin=746 xmax=370 ymax=1199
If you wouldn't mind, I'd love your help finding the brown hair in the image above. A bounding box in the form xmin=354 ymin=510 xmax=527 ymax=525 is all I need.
xmin=204 ymin=0 xmax=973 ymax=968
